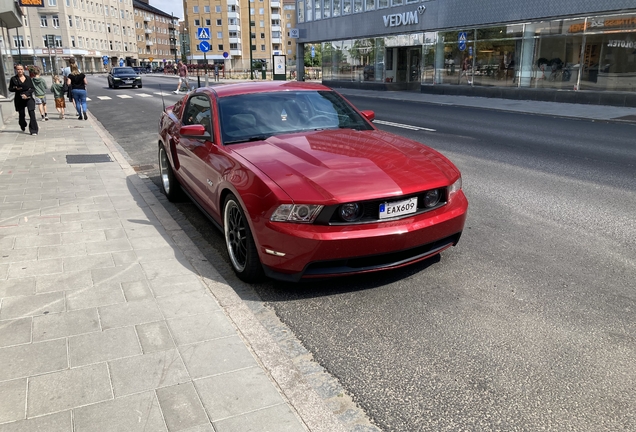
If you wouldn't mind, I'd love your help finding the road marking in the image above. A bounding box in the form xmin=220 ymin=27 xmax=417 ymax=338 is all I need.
xmin=86 ymin=98 xmax=92 ymax=101
xmin=117 ymin=95 xmax=133 ymax=99
xmin=96 ymin=96 xmax=112 ymax=100
xmin=375 ymin=120 xmax=436 ymax=132
xmin=136 ymin=93 xmax=153 ymax=97
xmin=154 ymin=92 xmax=172 ymax=96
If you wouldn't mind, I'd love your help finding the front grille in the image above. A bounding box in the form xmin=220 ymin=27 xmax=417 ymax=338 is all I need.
xmin=317 ymin=188 xmax=447 ymax=225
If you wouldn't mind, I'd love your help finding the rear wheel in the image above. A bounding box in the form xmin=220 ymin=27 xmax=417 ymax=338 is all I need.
xmin=224 ymin=194 xmax=264 ymax=283
xmin=158 ymin=144 xmax=183 ymax=201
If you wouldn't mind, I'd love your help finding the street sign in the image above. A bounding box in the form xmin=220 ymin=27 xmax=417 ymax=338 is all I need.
xmin=468 ymin=46 xmax=473 ymax=56
xmin=149 ymin=57 xmax=154 ymax=62
xmin=119 ymin=59 xmax=124 ymax=67
xmin=102 ymin=55 xmax=109 ymax=65
xmin=290 ymin=28 xmax=299 ymax=39
xmin=223 ymin=52 xmax=229 ymax=58
xmin=199 ymin=41 xmax=210 ymax=53
xmin=310 ymin=45 xmax=315 ymax=58
xmin=458 ymin=32 xmax=467 ymax=51
xmin=196 ymin=27 xmax=210 ymax=40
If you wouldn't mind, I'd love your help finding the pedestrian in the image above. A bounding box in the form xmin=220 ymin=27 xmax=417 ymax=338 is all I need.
xmin=9 ymin=64 xmax=39 ymax=135
xmin=67 ymin=63 xmax=88 ymax=120
xmin=31 ymin=67 xmax=49 ymax=121
xmin=50 ymin=75 xmax=66 ymax=119
xmin=62 ymin=58 xmax=79 ymax=110
xmin=174 ymin=61 xmax=189 ymax=94
xmin=459 ymin=56 xmax=472 ymax=85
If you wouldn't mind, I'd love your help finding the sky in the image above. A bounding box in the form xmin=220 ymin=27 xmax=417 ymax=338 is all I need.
xmin=149 ymin=0 xmax=185 ymax=20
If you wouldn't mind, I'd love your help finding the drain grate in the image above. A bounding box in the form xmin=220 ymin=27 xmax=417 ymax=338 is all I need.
xmin=66 ymin=154 xmax=113 ymax=164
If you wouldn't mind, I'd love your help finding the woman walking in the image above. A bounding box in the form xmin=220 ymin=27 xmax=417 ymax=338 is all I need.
xmin=67 ymin=63 xmax=88 ymax=120
xmin=8 ymin=64 xmax=39 ymax=135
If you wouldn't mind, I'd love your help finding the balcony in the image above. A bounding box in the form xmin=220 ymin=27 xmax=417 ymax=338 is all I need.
xmin=143 ymin=16 xmax=151 ymax=22
xmin=271 ymin=37 xmax=281 ymax=44
xmin=271 ymin=25 xmax=281 ymax=32
xmin=229 ymin=37 xmax=240 ymax=44
xmin=227 ymin=11 xmax=240 ymax=19
xmin=145 ymin=28 xmax=153 ymax=34
xmin=145 ymin=40 xmax=153 ymax=46
xmin=228 ymin=24 xmax=241 ymax=31
xmin=271 ymin=1 xmax=280 ymax=6
xmin=227 ymin=0 xmax=238 ymax=5
xmin=271 ymin=13 xmax=280 ymax=20
xmin=230 ymin=49 xmax=242 ymax=56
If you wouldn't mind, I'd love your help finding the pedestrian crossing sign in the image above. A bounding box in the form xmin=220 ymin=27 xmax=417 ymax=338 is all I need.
xmin=197 ymin=27 xmax=210 ymax=40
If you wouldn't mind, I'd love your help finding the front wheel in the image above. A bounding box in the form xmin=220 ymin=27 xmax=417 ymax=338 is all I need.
xmin=158 ymin=144 xmax=183 ymax=201
xmin=224 ymin=194 xmax=264 ymax=283
xmin=138 ymin=84 xmax=143 ymax=89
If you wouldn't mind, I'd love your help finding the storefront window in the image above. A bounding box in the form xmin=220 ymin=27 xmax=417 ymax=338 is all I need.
xmin=297 ymin=0 xmax=304 ymax=23
xmin=323 ymin=0 xmax=331 ymax=18
xmin=315 ymin=0 xmax=321 ymax=19
xmin=305 ymin=0 xmax=313 ymax=21
xmin=354 ymin=0 xmax=362 ymax=13
xmin=332 ymin=0 xmax=340 ymax=17
xmin=342 ymin=0 xmax=351 ymax=15
xmin=365 ymin=0 xmax=375 ymax=12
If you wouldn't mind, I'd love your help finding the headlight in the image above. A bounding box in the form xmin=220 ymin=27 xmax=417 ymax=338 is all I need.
xmin=423 ymin=189 xmax=441 ymax=208
xmin=271 ymin=204 xmax=323 ymax=223
xmin=339 ymin=202 xmax=363 ymax=222
xmin=114 ymin=77 xmax=121 ymax=80
xmin=448 ymin=177 xmax=462 ymax=198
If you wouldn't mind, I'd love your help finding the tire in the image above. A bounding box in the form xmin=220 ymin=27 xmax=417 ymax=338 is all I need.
xmin=108 ymin=80 xmax=112 ymax=89
xmin=158 ymin=144 xmax=183 ymax=202
xmin=132 ymin=85 xmax=137 ymax=89
xmin=223 ymin=194 xmax=264 ymax=283
xmin=114 ymin=84 xmax=119 ymax=89
xmin=138 ymin=84 xmax=143 ymax=89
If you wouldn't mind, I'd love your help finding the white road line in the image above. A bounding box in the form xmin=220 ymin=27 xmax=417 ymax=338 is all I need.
xmin=375 ymin=120 xmax=436 ymax=132
xmin=117 ymin=95 xmax=133 ymax=99
xmin=96 ymin=96 xmax=112 ymax=100
xmin=153 ymin=92 xmax=172 ymax=96
xmin=136 ymin=93 xmax=153 ymax=97
xmin=86 ymin=98 xmax=92 ymax=101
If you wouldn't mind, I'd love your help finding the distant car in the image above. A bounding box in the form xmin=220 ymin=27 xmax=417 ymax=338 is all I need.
xmin=133 ymin=66 xmax=150 ymax=74
xmin=158 ymin=81 xmax=468 ymax=283
xmin=108 ymin=67 xmax=142 ymax=89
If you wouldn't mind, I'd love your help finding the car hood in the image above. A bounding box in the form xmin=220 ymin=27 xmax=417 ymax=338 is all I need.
xmin=113 ymin=73 xmax=139 ymax=78
xmin=231 ymin=129 xmax=459 ymax=203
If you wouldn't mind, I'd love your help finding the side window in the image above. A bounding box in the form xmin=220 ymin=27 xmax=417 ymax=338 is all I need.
xmin=182 ymin=94 xmax=213 ymax=137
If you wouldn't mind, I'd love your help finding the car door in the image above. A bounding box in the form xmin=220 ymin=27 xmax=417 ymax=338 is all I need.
xmin=177 ymin=94 xmax=217 ymax=212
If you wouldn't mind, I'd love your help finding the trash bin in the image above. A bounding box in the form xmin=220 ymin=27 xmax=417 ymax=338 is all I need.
xmin=261 ymin=66 xmax=266 ymax=80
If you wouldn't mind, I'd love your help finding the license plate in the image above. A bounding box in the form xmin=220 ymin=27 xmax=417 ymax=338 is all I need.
xmin=379 ymin=197 xmax=418 ymax=219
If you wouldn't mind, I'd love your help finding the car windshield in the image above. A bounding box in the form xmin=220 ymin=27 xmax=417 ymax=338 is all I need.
xmin=218 ymin=90 xmax=373 ymax=144
xmin=114 ymin=68 xmax=135 ymax=75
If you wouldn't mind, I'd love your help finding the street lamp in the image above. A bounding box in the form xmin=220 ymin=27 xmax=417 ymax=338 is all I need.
xmin=249 ymin=0 xmax=254 ymax=80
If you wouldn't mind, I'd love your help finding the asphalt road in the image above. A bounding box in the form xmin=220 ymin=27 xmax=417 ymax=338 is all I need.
xmin=88 ymin=75 xmax=636 ymax=431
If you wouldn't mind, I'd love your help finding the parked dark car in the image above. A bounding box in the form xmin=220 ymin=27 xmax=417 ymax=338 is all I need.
xmin=108 ymin=67 xmax=142 ymax=89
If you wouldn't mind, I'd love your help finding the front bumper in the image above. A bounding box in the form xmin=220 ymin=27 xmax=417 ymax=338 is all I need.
xmin=257 ymin=191 xmax=468 ymax=282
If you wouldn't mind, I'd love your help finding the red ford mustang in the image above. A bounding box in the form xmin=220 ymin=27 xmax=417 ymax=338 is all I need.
xmin=158 ymin=81 xmax=467 ymax=282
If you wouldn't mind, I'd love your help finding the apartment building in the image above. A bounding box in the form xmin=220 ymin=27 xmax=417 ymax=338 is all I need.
xmin=282 ymin=0 xmax=295 ymax=61
xmin=183 ymin=0 xmax=289 ymax=71
xmin=13 ymin=0 xmax=138 ymax=73
xmin=133 ymin=0 xmax=179 ymax=69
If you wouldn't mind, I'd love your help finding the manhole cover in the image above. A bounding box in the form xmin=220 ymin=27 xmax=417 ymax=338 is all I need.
xmin=66 ymin=154 xmax=113 ymax=164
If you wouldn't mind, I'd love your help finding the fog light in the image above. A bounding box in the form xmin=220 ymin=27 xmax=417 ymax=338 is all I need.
xmin=339 ymin=203 xmax=363 ymax=222
xmin=424 ymin=189 xmax=440 ymax=208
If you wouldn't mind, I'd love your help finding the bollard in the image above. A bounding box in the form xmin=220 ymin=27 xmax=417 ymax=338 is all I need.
xmin=197 ymin=76 xmax=201 ymax=88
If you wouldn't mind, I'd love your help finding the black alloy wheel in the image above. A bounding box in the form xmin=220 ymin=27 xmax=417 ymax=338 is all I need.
xmin=223 ymin=194 xmax=264 ymax=282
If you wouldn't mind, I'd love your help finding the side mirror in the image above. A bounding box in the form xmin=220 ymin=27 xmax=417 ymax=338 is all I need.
xmin=360 ymin=110 xmax=375 ymax=122
xmin=179 ymin=124 xmax=210 ymax=139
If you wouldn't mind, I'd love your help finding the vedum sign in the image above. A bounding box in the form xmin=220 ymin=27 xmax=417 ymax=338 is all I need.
xmin=383 ymin=5 xmax=425 ymax=28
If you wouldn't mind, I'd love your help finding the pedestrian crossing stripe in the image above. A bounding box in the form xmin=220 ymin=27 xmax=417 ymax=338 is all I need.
xmin=154 ymin=92 xmax=172 ymax=96
xmin=136 ymin=93 xmax=153 ymax=97
xmin=117 ymin=95 xmax=133 ymax=99
xmin=97 ymin=96 xmax=112 ymax=100
xmin=86 ymin=98 xmax=92 ymax=101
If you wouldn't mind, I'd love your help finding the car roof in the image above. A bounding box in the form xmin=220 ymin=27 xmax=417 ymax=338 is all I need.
xmin=202 ymin=81 xmax=332 ymax=98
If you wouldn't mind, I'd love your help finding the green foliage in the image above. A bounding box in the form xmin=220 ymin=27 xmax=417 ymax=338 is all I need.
xmin=304 ymin=44 xmax=321 ymax=67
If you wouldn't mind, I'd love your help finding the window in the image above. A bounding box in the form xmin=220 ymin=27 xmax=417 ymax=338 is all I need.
xmin=68 ymin=15 xmax=72 ymax=26
xmin=52 ymin=15 xmax=59 ymax=27
xmin=228 ymin=18 xmax=236 ymax=25
xmin=216 ymin=19 xmax=222 ymax=25
xmin=230 ymin=43 xmax=238 ymax=49
xmin=71 ymin=36 xmax=75 ymax=47
xmin=65 ymin=0 xmax=70 ymax=5
xmin=259 ymin=20 xmax=264 ymax=27
xmin=272 ymin=31 xmax=280 ymax=38
xmin=259 ymin=8 xmax=264 ymax=14
xmin=217 ymin=32 xmax=223 ymax=38
xmin=183 ymin=95 xmax=213 ymax=135
xmin=206 ymin=19 xmax=211 ymax=25
xmin=260 ymin=44 xmax=265 ymax=51
xmin=288 ymin=40 xmax=291 ymax=45
xmin=193 ymin=6 xmax=199 ymax=13
xmin=215 ymin=6 xmax=221 ymax=12
xmin=55 ymin=35 xmax=62 ymax=47
xmin=219 ymin=44 xmax=224 ymax=50
xmin=194 ymin=19 xmax=200 ymax=26
xmin=260 ymin=32 xmax=265 ymax=38
xmin=78 ymin=36 xmax=83 ymax=47
xmin=49 ymin=0 xmax=57 ymax=5
xmin=40 ymin=15 xmax=48 ymax=27
xmin=12 ymin=35 xmax=24 ymax=48
xmin=204 ymin=6 xmax=210 ymax=12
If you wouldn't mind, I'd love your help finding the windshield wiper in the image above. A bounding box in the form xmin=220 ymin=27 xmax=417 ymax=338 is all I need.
xmin=224 ymin=134 xmax=272 ymax=145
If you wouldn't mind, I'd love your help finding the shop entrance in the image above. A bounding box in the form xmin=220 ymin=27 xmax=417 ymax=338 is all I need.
xmin=395 ymin=46 xmax=421 ymax=83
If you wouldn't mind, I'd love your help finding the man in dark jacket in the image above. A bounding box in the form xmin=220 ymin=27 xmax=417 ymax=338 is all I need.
xmin=9 ymin=64 xmax=39 ymax=135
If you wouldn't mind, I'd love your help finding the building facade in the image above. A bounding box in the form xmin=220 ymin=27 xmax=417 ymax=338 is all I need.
xmin=295 ymin=0 xmax=636 ymax=102
xmin=12 ymin=0 xmax=138 ymax=74
xmin=183 ymin=0 xmax=289 ymax=72
xmin=133 ymin=0 xmax=179 ymax=70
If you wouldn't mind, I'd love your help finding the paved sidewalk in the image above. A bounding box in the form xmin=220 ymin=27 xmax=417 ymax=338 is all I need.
xmin=0 ymin=111 xmax=344 ymax=431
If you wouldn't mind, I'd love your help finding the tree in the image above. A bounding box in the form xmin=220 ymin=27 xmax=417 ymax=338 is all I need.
xmin=304 ymin=44 xmax=322 ymax=67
